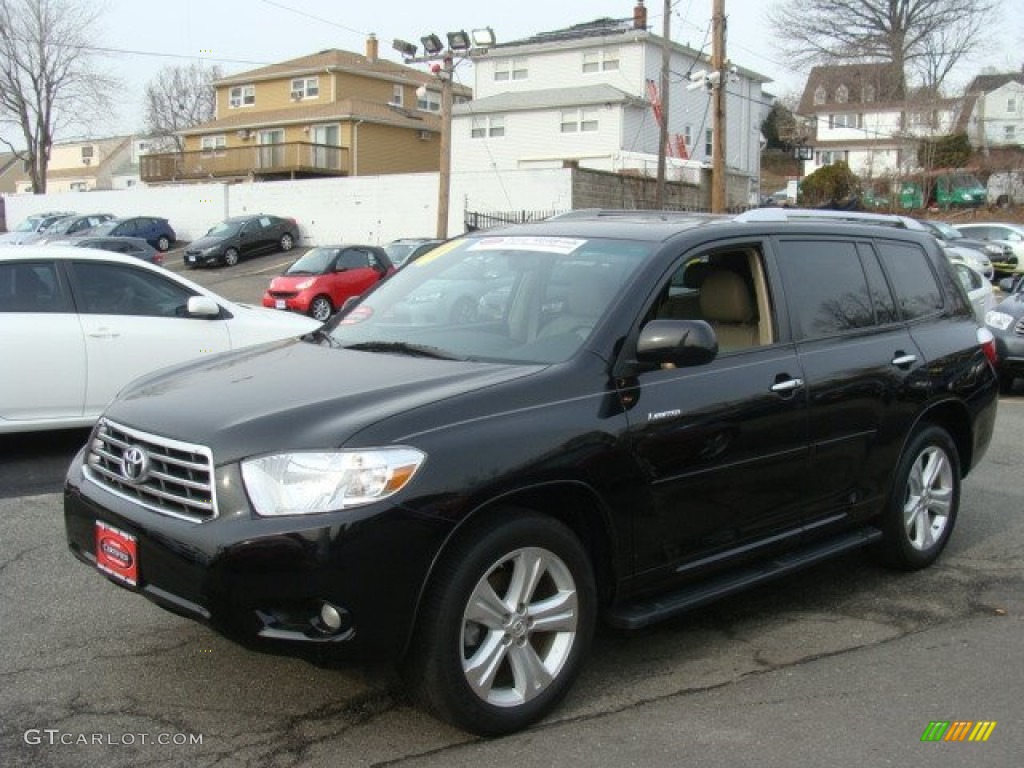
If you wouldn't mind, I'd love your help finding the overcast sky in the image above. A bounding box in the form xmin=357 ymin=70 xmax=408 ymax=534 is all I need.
xmin=17 ymin=0 xmax=1024 ymax=142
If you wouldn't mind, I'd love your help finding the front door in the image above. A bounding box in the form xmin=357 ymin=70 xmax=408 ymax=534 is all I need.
xmin=311 ymin=124 xmax=340 ymax=170
xmin=258 ymin=129 xmax=285 ymax=170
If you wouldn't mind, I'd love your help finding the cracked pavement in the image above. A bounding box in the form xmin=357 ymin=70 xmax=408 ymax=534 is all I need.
xmin=1 ymin=402 xmax=1022 ymax=767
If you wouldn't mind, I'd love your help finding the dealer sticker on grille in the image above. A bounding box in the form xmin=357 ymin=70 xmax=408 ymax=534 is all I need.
xmin=95 ymin=521 xmax=139 ymax=587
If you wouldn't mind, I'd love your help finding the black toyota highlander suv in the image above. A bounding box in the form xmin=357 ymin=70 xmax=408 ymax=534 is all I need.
xmin=65 ymin=208 xmax=999 ymax=736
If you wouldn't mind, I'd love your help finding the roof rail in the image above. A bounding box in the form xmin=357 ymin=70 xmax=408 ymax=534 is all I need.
xmin=733 ymin=207 xmax=916 ymax=229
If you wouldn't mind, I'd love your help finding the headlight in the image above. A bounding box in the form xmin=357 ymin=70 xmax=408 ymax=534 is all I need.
xmin=202 ymin=246 xmax=221 ymax=255
xmin=241 ymin=448 xmax=425 ymax=516
xmin=985 ymin=311 xmax=1015 ymax=331
xmin=984 ymin=244 xmax=1002 ymax=256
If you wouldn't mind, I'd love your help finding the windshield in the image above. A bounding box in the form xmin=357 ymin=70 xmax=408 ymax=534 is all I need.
xmin=14 ymin=217 xmax=44 ymax=233
xmin=384 ymin=242 xmax=419 ymax=267
xmin=45 ymin=217 xmax=78 ymax=234
xmin=952 ymin=174 xmax=983 ymax=190
xmin=207 ymin=221 xmax=241 ymax=237
xmin=930 ymin=221 xmax=962 ymax=240
xmin=285 ymin=248 xmax=336 ymax=275
xmin=323 ymin=235 xmax=651 ymax=364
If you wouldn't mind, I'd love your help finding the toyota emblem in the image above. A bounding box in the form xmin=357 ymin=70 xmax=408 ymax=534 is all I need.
xmin=121 ymin=445 xmax=151 ymax=484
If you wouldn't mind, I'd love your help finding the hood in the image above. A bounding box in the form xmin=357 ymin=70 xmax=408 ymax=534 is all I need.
xmin=188 ymin=233 xmax=234 ymax=251
xmin=0 ymin=232 xmax=36 ymax=245
xmin=995 ymin=291 xmax=1024 ymax=316
xmin=105 ymin=339 xmax=538 ymax=464
xmin=269 ymin=273 xmax=324 ymax=290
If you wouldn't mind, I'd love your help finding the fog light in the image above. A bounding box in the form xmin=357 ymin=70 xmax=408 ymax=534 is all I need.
xmin=320 ymin=602 xmax=343 ymax=631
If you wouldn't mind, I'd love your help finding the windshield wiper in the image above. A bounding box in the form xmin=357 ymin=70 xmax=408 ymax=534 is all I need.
xmin=344 ymin=341 xmax=462 ymax=360
xmin=306 ymin=327 xmax=341 ymax=348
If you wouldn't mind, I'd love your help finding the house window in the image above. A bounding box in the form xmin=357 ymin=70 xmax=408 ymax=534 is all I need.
xmin=471 ymin=116 xmax=504 ymax=138
xmin=863 ymin=84 xmax=875 ymax=102
xmin=201 ymin=135 xmax=227 ymax=156
xmin=829 ymin=113 xmax=861 ymax=129
xmin=813 ymin=86 xmax=826 ymax=105
xmin=1008 ymin=96 xmax=1017 ymax=113
xmin=417 ymin=89 xmax=441 ymax=112
xmin=1005 ymin=125 xmax=1017 ymax=141
xmin=229 ymin=84 xmax=255 ymax=108
xmin=81 ymin=146 xmax=94 ymax=163
xmin=816 ymin=150 xmax=844 ymax=165
xmin=494 ymin=58 xmax=527 ymax=81
xmin=582 ymin=49 xmax=619 ymax=73
xmin=560 ymin=109 xmax=599 ymax=133
xmin=836 ymin=84 xmax=848 ymax=103
xmin=70 ymin=182 xmax=87 ymax=191
xmin=684 ymin=124 xmax=693 ymax=147
xmin=705 ymin=128 xmax=713 ymax=157
xmin=290 ymin=77 xmax=319 ymax=100
xmin=391 ymin=85 xmax=403 ymax=107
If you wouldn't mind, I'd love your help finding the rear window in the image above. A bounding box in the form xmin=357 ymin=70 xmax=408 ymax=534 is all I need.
xmin=875 ymin=241 xmax=943 ymax=320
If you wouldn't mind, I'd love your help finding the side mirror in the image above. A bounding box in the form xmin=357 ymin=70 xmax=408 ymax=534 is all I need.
xmin=637 ymin=319 xmax=718 ymax=368
xmin=186 ymin=296 xmax=221 ymax=318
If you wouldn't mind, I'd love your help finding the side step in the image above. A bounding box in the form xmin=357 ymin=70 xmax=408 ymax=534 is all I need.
xmin=605 ymin=526 xmax=883 ymax=630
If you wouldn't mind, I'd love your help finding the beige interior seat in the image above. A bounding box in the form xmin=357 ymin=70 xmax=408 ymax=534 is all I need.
xmin=699 ymin=270 xmax=759 ymax=351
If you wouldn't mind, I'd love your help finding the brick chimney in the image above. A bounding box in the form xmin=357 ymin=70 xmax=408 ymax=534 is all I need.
xmin=366 ymin=33 xmax=378 ymax=63
xmin=634 ymin=1 xmax=647 ymax=30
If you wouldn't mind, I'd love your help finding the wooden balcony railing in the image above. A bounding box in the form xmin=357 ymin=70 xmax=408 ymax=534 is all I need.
xmin=140 ymin=142 xmax=350 ymax=183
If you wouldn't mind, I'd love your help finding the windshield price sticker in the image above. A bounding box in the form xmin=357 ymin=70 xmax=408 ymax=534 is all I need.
xmin=468 ymin=236 xmax=587 ymax=255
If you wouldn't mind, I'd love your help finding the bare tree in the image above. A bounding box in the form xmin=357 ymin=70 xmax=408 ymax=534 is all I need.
xmin=767 ymin=0 xmax=999 ymax=91
xmin=0 ymin=0 xmax=116 ymax=193
xmin=143 ymin=62 xmax=222 ymax=153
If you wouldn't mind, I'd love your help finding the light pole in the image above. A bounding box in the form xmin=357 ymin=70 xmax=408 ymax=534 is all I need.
xmin=394 ymin=28 xmax=495 ymax=240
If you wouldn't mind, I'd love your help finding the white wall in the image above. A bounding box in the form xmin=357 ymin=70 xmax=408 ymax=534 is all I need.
xmin=3 ymin=169 xmax=574 ymax=244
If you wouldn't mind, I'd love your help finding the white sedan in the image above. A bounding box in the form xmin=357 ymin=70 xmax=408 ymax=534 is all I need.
xmin=0 ymin=246 xmax=321 ymax=433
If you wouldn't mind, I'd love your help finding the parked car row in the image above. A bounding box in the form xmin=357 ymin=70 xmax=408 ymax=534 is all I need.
xmin=0 ymin=212 xmax=176 ymax=252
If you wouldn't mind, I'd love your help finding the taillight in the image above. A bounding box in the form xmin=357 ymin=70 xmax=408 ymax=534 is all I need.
xmin=153 ymin=253 xmax=165 ymax=265
xmin=977 ymin=326 xmax=998 ymax=366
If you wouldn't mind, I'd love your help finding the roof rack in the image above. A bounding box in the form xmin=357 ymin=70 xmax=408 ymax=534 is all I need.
xmin=734 ymin=207 xmax=925 ymax=230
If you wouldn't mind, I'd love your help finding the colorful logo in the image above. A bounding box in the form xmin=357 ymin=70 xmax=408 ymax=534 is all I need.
xmin=921 ymin=721 xmax=997 ymax=742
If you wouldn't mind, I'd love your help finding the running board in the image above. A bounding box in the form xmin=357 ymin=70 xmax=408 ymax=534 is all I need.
xmin=605 ymin=527 xmax=883 ymax=630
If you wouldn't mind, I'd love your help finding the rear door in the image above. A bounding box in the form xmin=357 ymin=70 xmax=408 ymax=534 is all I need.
xmin=0 ymin=259 xmax=86 ymax=422
xmin=773 ymin=236 xmax=925 ymax=531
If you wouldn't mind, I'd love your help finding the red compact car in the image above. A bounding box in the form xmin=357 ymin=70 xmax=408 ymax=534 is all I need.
xmin=263 ymin=245 xmax=395 ymax=322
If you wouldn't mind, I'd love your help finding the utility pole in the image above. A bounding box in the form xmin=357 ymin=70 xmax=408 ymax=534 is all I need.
xmin=437 ymin=55 xmax=454 ymax=239
xmin=711 ymin=0 xmax=726 ymax=212
xmin=655 ymin=0 xmax=671 ymax=208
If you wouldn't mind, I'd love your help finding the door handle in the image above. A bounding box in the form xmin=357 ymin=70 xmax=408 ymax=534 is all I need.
xmin=770 ymin=377 xmax=804 ymax=394
xmin=891 ymin=353 xmax=917 ymax=368
xmin=87 ymin=329 xmax=120 ymax=339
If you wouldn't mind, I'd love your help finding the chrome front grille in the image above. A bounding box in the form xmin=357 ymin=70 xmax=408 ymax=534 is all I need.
xmin=1015 ymin=317 xmax=1024 ymax=336
xmin=85 ymin=419 xmax=217 ymax=522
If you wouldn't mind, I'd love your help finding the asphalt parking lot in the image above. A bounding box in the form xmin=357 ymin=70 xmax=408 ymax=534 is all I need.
xmin=1 ymin=249 xmax=1022 ymax=766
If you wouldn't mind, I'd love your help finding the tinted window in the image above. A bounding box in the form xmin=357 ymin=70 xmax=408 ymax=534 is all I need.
xmin=777 ymin=240 xmax=875 ymax=340
xmin=857 ymin=243 xmax=899 ymax=324
xmin=875 ymin=242 xmax=943 ymax=320
xmin=0 ymin=261 xmax=70 ymax=313
xmin=337 ymin=250 xmax=370 ymax=270
xmin=70 ymin=262 xmax=194 ymax=317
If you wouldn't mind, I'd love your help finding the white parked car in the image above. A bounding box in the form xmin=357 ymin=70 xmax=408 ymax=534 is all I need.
xmin=0 ymin=246 xmax=322 ymax=433
xmin=949 ymin=261 xmax=996 ymax=323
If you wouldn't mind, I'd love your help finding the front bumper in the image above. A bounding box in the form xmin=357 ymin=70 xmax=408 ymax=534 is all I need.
xmin=183 ymin=251 xmax=221 ymax=267
xmin=63 ymin=446 xmax=446 ymax=661
xmin=262 ymin=293 xmax=310 ymax=314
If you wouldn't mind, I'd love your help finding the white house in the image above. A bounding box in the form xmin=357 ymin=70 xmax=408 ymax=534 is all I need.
xmin=957 ymin=71 xmax=1024 ymax=152
xmin=450 ymin=2 xmax=771 ymax=207
xmin=798 ymin=63 xmax=957 ymax=181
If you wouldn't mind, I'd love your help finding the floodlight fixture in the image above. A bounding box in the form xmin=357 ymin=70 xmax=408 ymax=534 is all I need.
xmin=420 ymin=34 xmax=444 ymax=55
xmin=447 ymin=30 xmax=471 ymax=51
xmin=471 ymin=27 xmax=496 ymax=47
xmin=392 ymin=38 xmax=418 ymax=58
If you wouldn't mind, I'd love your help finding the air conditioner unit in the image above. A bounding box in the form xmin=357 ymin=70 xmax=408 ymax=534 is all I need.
xmin=417 ymin=130 xmax=432 ymax=141
xmin=237 ymin=129 xmax=251 ymax=139
xmin=290 ymin=90 xmax=304 ymax=101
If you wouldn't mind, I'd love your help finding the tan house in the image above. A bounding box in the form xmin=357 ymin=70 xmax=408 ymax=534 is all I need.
xmin=141 ymin=36 xmax=471 ymax=184
xmin=12 ymin=137 xmax=133 ymax=194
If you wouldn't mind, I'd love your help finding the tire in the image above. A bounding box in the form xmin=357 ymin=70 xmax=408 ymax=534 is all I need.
xmin=223 ymin=247 xmax=239 ymax=267
xmin=309 ymin=295 xmax=333 ymax=322
xmin=873 ymin=425 xmax=960 ymax=570
xmin=156 ymin=235 xmax=171 ymax=252
xmin=279 ymin=233 xmax=295 ymax=252
xmin=407 ymin=511 xmax=596 ymax=736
